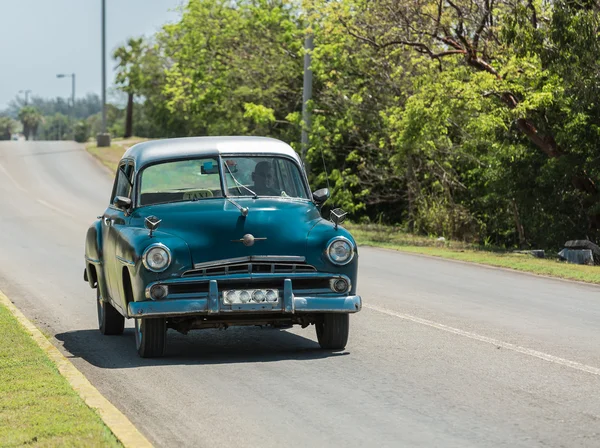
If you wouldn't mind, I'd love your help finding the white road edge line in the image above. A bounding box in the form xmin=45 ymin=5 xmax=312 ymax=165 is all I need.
xmin=0 ymin=161 xmax=74 ymax=218
xmin=0 ymin=161 xmax=27 ymax=192
xmin=364 ymin=303 xmax=600 ymax=376
xmin=36 ymin=198 xmax=75 ymax=218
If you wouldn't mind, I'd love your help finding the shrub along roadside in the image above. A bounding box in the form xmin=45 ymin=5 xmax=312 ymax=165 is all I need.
xmin=347 ymin=223 xmax=600 ymax=285
xmin=0 ymin=302 xmax=121 ymax=446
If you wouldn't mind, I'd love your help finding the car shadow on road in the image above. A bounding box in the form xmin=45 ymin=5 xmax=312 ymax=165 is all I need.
xmin=54 ymin=326 xmax=348 ymax=369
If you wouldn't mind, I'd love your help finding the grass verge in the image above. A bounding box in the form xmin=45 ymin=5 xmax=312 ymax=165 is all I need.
xmin=347 ymin=223 xmax=600 ymax=285
xmin=85 ymin=137 xmax=147 ymax=173
xmin=0 ymin=303 xmax=121 ymax=447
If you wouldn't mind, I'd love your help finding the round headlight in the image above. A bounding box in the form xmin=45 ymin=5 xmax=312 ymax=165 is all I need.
xmin=326 ymin=237 xmax=354 ymax=265
xmin=142 ymin=244 xmax=171 ymax=272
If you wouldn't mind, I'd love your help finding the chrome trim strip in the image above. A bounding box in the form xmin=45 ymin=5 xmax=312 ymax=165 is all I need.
xmin=85 ymin=256 xmax=102 ymax=265
xmin=146 ymin=273 xmax=351 ymax=290
xmin=116 ymin=255 xmax=135 ymax=267
xmin=192 ymin=255 xmax=305 ymax=269
xmin=251 ymin=255 xmax=305 ymax=262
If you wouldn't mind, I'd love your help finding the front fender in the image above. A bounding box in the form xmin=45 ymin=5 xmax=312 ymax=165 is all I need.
xmin=114 ymin=228 xmax=193 ymax=311
xmin=306 ymin=220 xmax=359 ymax=294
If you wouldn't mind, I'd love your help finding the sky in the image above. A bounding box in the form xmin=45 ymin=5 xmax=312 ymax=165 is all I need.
xmin=0 ymin=0 xmax=185 ymax=110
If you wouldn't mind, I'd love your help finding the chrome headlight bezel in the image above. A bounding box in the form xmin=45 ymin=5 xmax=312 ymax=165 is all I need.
xmin=142 ymin=243 xmax=172 ymax=272
xmin=326 ymin=236 xmax=355 ymax=266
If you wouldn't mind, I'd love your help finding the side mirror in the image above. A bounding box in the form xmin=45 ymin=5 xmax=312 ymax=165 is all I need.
xmin=312 ymin=188 xmax=330 ymax=205
xmin=113 ymin=196 xmax=132 ymax=211
xmin=330 ymin=208 xmax=347 ymax=230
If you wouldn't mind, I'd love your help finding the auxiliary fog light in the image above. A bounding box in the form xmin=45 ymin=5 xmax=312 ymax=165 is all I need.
xmin=224 ymin=290 xmax=237 ymax=304
xmin=253 ymin=290 xmax=266 ymax=303
xmin=239 ymin=290 xmax=251 ymax=303
xmin=330 ymin=278 xmax=349 ymax=293
xmin=265 ymin=289 xmax=278 ymax=302
xmin=150 ymin=284 xmax=169 ymax=300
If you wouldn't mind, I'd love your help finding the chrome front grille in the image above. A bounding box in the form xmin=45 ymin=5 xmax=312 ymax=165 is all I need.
xmin=182 ymin=262 xmax=317 ymax=278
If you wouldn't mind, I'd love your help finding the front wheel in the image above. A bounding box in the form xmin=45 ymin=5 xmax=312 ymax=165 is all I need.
xmin=316 ymin=313 xmax=349 ymax=350
xmin=135 ymin=317 xmax=167 ymax=358
xmin=97 ymin=289 xmax=124 ymax=335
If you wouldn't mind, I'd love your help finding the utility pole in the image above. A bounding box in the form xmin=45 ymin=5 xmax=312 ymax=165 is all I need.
xmin=19 ymin=90 xmax=32 ymax=106
xmin=56 ymin=73 xmax=76 ymax=139
xmin=301 ymin=31 xmax=314 ymax=173
xmin=97 ymin=0 xmax=111 ymax=147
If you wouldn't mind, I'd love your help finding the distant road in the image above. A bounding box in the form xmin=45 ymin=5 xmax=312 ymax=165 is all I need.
xmin=1 ymin=141 xmax=600 ymax=447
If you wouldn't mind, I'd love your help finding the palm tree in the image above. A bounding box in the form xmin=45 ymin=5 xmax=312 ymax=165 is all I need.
xmin=113 ymin=37 xmax=145 ymax=138
xmin=18 ymin=107 xmax=43 ymax=140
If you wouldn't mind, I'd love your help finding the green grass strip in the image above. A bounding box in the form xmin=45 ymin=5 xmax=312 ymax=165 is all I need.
xmin=347 ymin=224 xmax=600 ymax=285
xmin=0 ymin=303 xmax=121 ymax=447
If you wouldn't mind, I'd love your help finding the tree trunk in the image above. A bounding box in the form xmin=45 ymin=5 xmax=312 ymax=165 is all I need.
xmin=511 ymin=199 xmax=526 ymax=247
xmin=124 ymin=92 xmax=134 ymax=138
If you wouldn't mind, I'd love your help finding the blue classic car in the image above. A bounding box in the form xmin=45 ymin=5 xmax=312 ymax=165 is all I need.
xmin=84 ymin=136 xmax=362 ymax=357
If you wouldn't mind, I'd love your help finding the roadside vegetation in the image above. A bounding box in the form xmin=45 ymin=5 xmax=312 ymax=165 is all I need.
xmin=86 ymin=137 xmax=148 ymax=172
xmin=348 ymin=224 xmax=600 ymax=284
xmin=0 ymin=303 xmax=121 ymax=446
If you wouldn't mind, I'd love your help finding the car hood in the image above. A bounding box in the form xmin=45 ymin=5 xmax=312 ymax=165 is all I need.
xmin=130 ymin=198 xmax=323 ymax=266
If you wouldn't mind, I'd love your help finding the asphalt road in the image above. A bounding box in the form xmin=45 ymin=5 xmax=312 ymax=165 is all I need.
xmin=1 ymin=141 xmax=600 ymax=447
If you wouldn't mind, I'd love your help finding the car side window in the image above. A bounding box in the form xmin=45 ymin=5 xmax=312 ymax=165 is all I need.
xmin=111 ymin=162 xmax=134 ymax=205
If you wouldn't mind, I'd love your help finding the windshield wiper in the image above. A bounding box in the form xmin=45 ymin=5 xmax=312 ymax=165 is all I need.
xmin=226 ymin=197 xmax=249 ymax=217
xmin=223 ymin=162 xmax=257 ymax=198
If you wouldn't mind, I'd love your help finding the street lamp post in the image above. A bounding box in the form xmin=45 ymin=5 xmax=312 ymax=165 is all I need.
xmin=19 ymin=89 xmax=32 ymax=106
xmin=57 ymin=73 xmax=76 ymax=140
xmin=96 ymin=0 xmax=111 ymax=147
xmin=56 ymin=73 xmax=76 ymax=109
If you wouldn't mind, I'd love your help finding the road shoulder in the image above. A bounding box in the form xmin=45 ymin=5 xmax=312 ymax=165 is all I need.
xmin=0 ymin=290 xmax=152 ymax=447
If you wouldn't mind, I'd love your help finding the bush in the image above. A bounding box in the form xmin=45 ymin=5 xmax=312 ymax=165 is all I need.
xmin=74 ymin=120 xmax=91 ymax=143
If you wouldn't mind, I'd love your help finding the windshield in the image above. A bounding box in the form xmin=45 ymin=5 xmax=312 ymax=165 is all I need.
xmin=139 ymin=158 xmax=223 ymax=206
xmin=223 ymin=156 xmax=309 ymax=199
xmin=138 ymin=156 xmax=309 ymax=206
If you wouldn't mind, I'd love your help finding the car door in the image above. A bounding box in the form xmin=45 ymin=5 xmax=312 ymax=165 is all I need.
xmin=102 ymin=160 xmax=134 ymax=310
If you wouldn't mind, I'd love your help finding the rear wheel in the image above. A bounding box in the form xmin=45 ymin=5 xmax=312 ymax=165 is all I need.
xmin=316 ymin=313 xmax=349 ymax=350
xmin=135 ymin=317 xmax=167 ymax=358
xmin=97 ymin=288 xmax=124 ymax=335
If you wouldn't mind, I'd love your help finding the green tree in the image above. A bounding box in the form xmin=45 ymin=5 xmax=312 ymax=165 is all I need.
xmin=0 ymin=116 xmax=17 ymax=140
xmin=18 ymin=107 xmax=43 ymax=140
xmin=113 ymin=37 xmax=146 ymax=138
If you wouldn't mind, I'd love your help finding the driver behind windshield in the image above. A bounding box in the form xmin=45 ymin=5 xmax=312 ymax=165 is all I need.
xmin=251 ymin=161 xmax=280 ymax=196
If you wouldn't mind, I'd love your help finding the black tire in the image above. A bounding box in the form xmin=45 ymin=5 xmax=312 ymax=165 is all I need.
xmin=97 ymin=288 xmax=124 ymax=335
xmin=316 ymin=313 xmax=349 ymax=350
xmin=135 ymin=317 xmax=167 ymax=358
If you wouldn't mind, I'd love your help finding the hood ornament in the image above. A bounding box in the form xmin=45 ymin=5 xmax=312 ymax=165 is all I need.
xmin=232 ymin=234 xmax=267 ymax=247
xmin=144 ymin=216 xmax=162 ymax=237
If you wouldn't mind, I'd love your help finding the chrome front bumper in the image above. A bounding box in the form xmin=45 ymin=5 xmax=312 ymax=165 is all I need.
xmin=128 ymin=279 xmax=362 ymax=318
